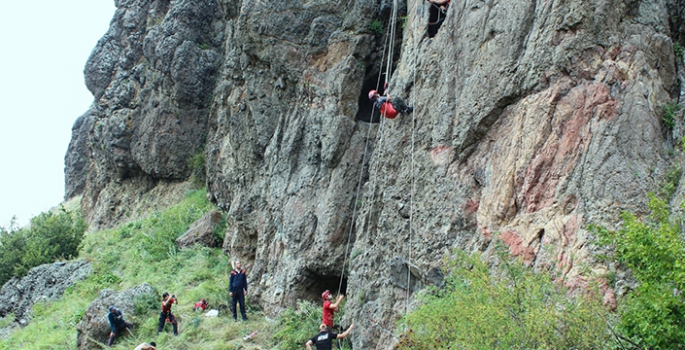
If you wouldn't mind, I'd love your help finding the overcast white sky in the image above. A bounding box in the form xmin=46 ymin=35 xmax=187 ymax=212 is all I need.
xmin=0 ymin=1 xmax=116 ymax=228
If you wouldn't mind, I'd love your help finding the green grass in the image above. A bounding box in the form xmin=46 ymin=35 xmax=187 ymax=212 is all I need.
xmin=397 ymin=246 xmax=613 ymax=349
xmin=0 ymin=188 xmax=339 ymax=350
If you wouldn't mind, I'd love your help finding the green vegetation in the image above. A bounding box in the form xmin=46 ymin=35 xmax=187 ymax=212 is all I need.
xmin=0 ymin=189 xmax=332 ymax=350
xmin=675 ymin=42 xmax=684 ymax=60
xmin=591 ymin=194 xmax=685 ymax=349
xmin=659 ymin=165 xmax=682 ymax=200
xmin=196 ymin=42 xmax=211 ymax=50
xmin=0 ymin=207 xmax=87 ymax=287
xmin=369 ymin=19 xmax=384 ymax=35
xmin=188 ymin=151 xmax=206 ymax=188
xmin=663 ymin=102 xmax=681 ymax=129
xmin=397 ymin=246 xmax=612 ymax=349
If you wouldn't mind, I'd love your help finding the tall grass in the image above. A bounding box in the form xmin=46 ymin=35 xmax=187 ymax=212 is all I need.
xmin=396 ymin=247 xmax=613 ymax=349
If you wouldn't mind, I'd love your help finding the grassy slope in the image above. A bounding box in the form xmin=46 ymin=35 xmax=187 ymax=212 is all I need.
xmin=0 ymin=189 xmax=290 ymax=350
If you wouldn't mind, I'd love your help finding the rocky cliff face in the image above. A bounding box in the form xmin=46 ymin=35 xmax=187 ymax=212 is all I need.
xmin=66 ymin=0 xmax=684 ymax=348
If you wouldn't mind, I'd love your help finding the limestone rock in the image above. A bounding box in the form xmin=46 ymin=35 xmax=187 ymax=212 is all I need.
xmin=65 ymin=0 xmax=685 ymax=348
xmin=0 ymin=261 xmax=92 ymax=325
xmin=76 ymin=283 xmax=156 ymax=350
xmin=176 ymin=209 xmax=223 ymax=249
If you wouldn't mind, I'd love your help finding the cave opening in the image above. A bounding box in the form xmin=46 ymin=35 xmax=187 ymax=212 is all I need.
xmin=355 ymin=72 xmax=386 ymax=123
xmin=427 ymin=2 xmax=449 ymax=38
xmin=298 ymin=268 xmax=348 ymax=302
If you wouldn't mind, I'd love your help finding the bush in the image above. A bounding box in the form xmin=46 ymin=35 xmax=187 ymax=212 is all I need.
xmin=591 ymin=194 xmax=685 ymax=349
xmin=369 ymin=19 xmax=384 ymax=35
xmin=396 ymin=247 xmax=612 ymax=349
xmin=0 ymin=207 xmax=87 ymax=286
xmin=271 ymin=300 xmax=324 ymax=349
xmin=188 ymin=152 xmax=206 ymax=188
xmin=675 ymin=42 xmax=684 ymax=60
xmin=663 ymin=103 xmax=681 ymax=129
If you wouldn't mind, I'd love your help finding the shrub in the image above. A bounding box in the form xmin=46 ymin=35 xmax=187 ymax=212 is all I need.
xmin=0 ymin=207 xmax=87 ymax=286
xmin=271 ymin=300 xmax=324 ymax=349
xmin=369 ymin=19 xmax=384 ymax=35
xmin=660 ymin=166 xmax=682 ymax=200
xmin=591 ymin=194 xmax=685 ymax=349
xmin=675 ymin=42 xmax=684 ymax=60
xmin=663 ymin=102 xmax=681 ymax=129
xmin=397 ymin=247 xmax=612 ymax=349
xmin=188 ymin=152 xmax=206 ymax=188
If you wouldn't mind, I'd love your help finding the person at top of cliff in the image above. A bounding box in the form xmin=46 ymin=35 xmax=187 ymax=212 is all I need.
xmin=106 ymin=305 xmax=133 ymax=347
xmin=321 ymin=290 xmax=344 ymax=329
xmin=368 ymin=89 xmax=413 ymax=119
xmin=426 ymin=0 xmax=450 ymax=38
xmin=157 ymin=292 xmax=178 ymax=336
xmin=229 ymin=260 xmax=249 ymax=321
xmin=306 ymin=323 xmax=354 ymax=350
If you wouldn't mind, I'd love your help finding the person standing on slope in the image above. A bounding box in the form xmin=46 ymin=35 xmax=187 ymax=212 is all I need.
xmin=321 ymin=290 xmax=344 ymax=330
xmin=157 ymin=292 xmax=178 ymax=336
xmin=229 ymin=260 xmax=249 ymax=321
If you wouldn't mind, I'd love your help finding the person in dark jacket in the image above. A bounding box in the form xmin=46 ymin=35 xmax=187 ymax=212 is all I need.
xmin=306 ymin=323 xmax=354 ymax=350
xmin=229 ymin=260 xmax=249 ymax=321
xmin=107 ymin=305 xmax=133 ymax=346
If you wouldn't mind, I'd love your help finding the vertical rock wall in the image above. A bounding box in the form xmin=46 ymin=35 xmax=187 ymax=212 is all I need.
xmin=65 ymin=0 xmax=682 ymax=348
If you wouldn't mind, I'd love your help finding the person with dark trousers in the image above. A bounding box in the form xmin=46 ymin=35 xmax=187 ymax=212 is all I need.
xmin=306 ymin=323 xmax=354 ymax=350
xmin=107 ymin=305 xmax=133 ymax=347
xmin=368 ymin=89 xmax=413 ymax=119
xmin=229 ymin=260 xmax=248 ymax=321
xmin=157 ymin=292 xmax=178 ymax=336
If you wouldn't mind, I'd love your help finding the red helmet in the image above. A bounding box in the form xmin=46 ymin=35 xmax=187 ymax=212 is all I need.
xmin=368 ymin=90 xmax=378 ymax=100
xmin=321 ymin=290 xmax=331 ymax=300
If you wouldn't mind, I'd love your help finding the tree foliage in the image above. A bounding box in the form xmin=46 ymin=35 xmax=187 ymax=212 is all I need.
xmin=592 ymin=193 xmax=685 ymax=349
xmin=396 ymin=247 xmax=612 ymax=349
xmin=0 ymin=207 xmax=87 ymax=287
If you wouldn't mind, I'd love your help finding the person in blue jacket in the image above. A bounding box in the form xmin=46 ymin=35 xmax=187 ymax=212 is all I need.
xmin=107 ymin=305 xmax=132 ymax=346
xmin=229 ymin=260 xmax=249 ymax=321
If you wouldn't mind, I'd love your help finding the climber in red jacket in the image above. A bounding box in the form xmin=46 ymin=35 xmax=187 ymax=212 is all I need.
xmin=368 ymin=90 xmax=413 ymax=119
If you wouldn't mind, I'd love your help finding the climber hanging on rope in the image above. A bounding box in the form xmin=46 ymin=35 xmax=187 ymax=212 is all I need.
xmin=368 ymin=89 xmax=413 ymax=119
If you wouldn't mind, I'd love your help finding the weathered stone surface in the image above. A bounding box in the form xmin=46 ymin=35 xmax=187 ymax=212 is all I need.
xmin=70 ymin=0 xmax=224 ymax=229
xmin=76 ymin=283 xmax=156 ymax=350
xmin=176 ymin=209 xmax=222 ymax=248
xmin=0 ymin=261 xmax=92 ymax=325
xmin=66 ymin=0 xmax=683 ymax=348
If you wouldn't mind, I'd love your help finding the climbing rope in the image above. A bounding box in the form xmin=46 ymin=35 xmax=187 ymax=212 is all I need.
xmin=336 ymin=8 xmax=396 ymax=297
xmin=405 ymin=0 xmax=420 ymax=322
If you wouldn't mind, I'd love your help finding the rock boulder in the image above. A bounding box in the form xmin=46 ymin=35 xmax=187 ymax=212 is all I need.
xmin=176 ymin=209 xmax=223 ymax=249
xmin=0 ymin=261 xmax=92 ymax=325
xmin=76 ymin=283 xmax=157 ymax=350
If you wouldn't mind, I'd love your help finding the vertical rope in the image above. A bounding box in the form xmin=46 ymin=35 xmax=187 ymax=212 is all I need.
xmin=404 ymin=0 xmax=420 ymax=325
xmin=337 ymin=11 xmax=395 ymax=297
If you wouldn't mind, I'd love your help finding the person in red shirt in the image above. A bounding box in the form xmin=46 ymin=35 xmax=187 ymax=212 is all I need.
xmin=321 ymin=290 xmax=344 ymax=329
xmin=368 ymin=90 xmax=413 ymax=119
xmin=157 ymin=292 xmax=178 ymax=336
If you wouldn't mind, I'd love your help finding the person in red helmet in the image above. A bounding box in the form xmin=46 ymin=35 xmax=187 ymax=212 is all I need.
xmin=321 ymin=290 xmax=344 ymax=329
xmin=368 ymin=90 xmax=413 ymax=119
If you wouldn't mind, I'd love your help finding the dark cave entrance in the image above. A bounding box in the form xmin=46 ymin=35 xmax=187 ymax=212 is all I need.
xmin=355 ymin=3 xmax=407 ymax=124
xmin=427 ymin=2 xmax=449 ymax=38
xmin=298 ymin=268 xmax=348 ymax=302
xmin=355 ymin=72 xmax=386 ymax=123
